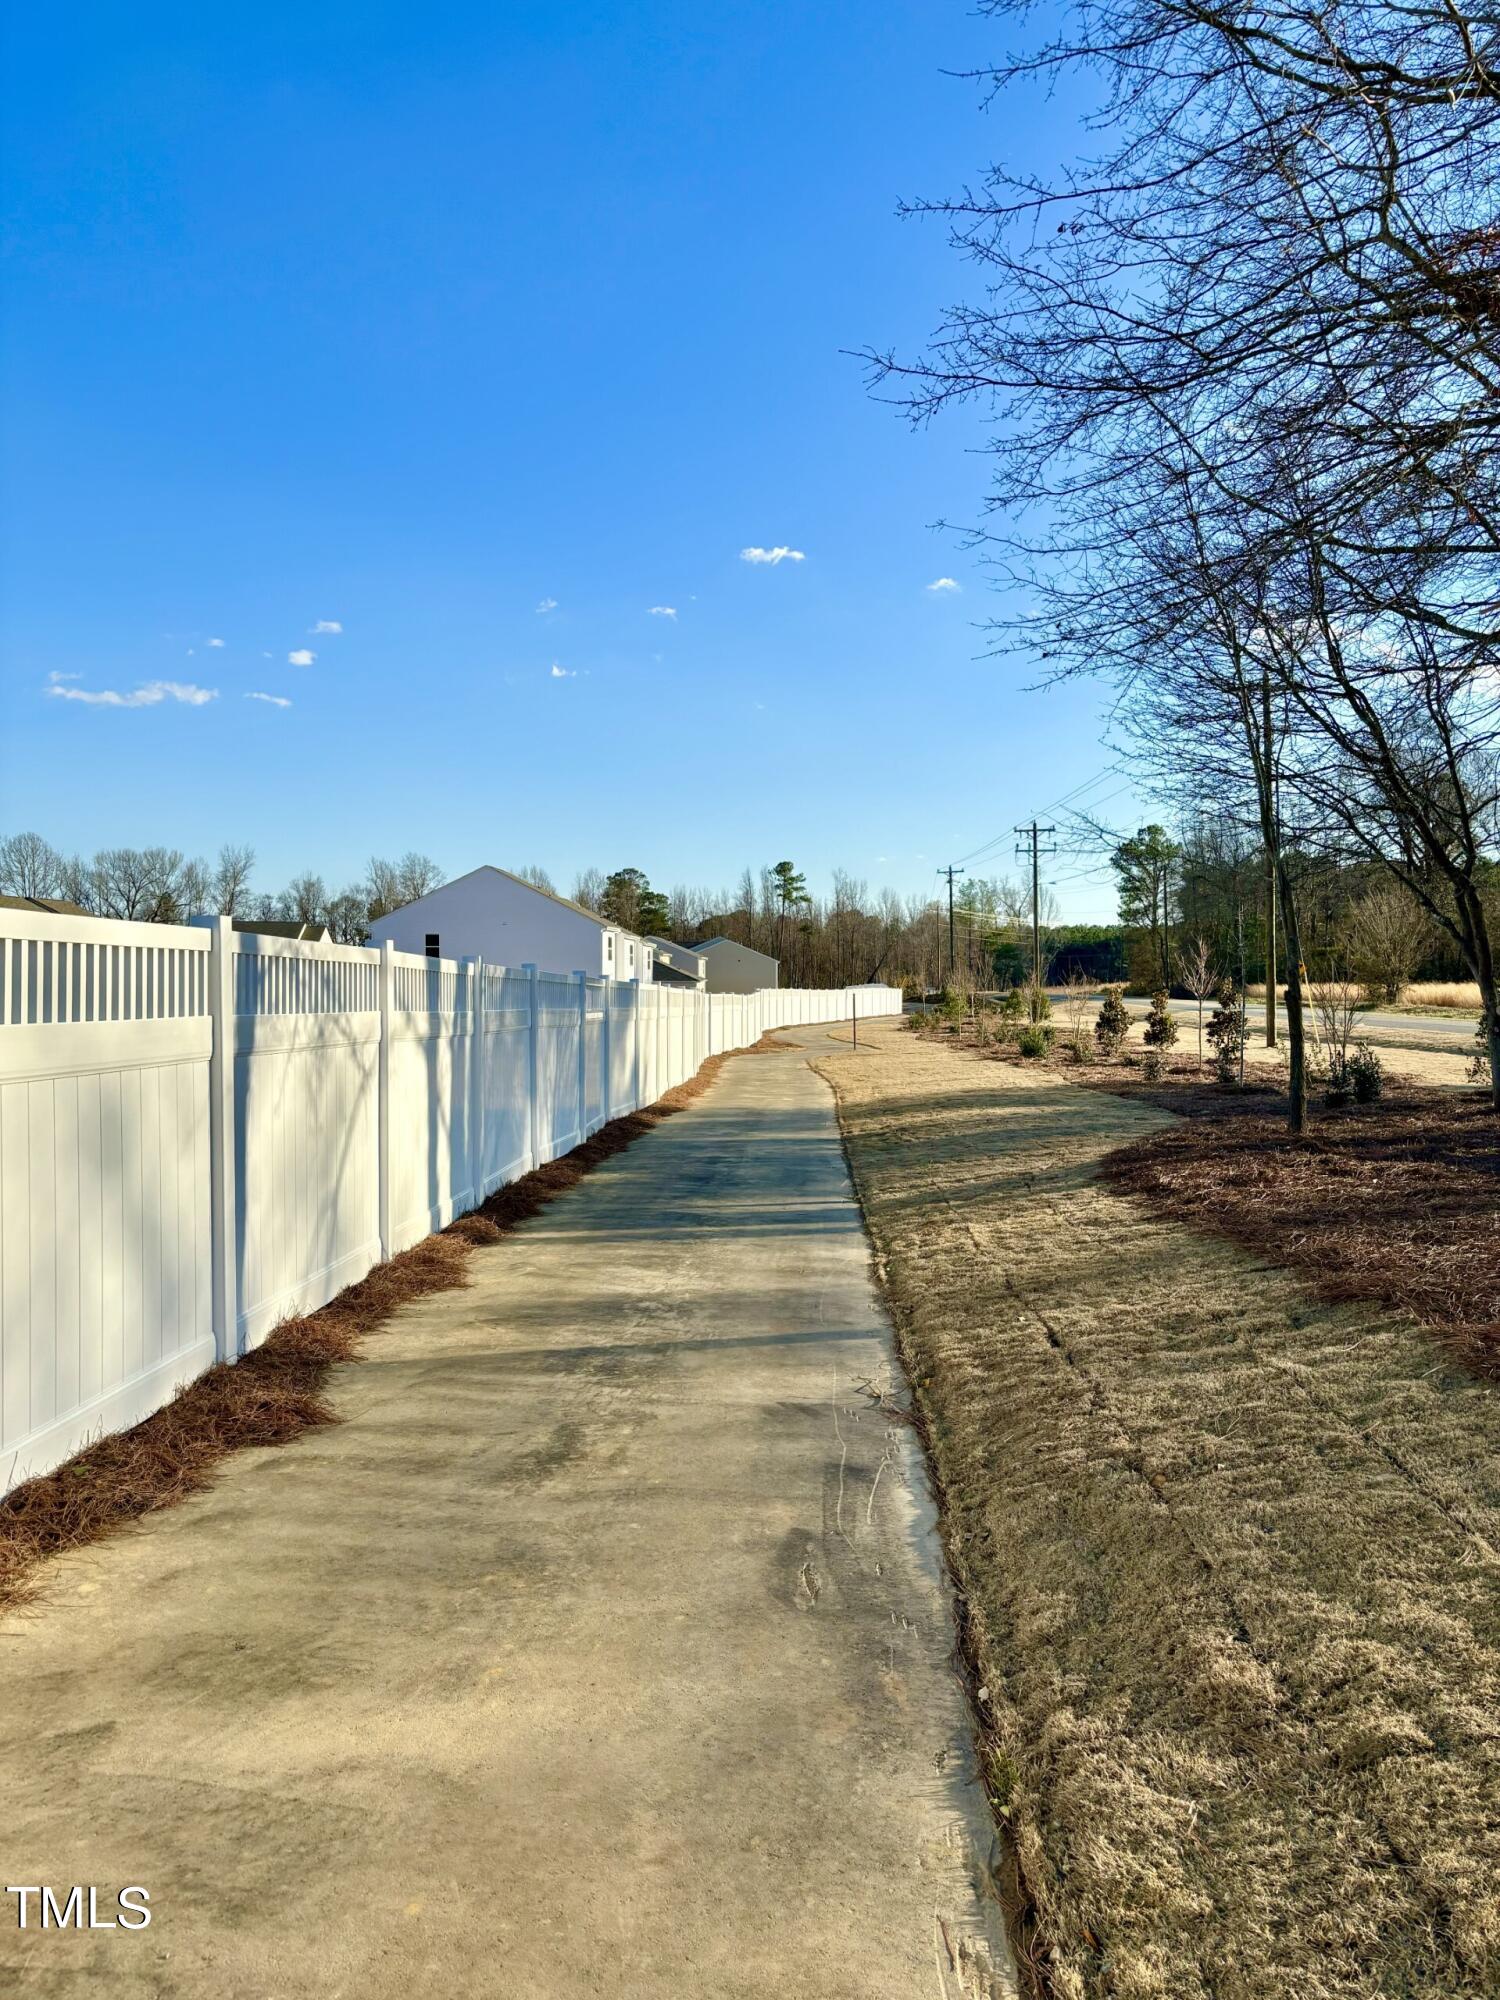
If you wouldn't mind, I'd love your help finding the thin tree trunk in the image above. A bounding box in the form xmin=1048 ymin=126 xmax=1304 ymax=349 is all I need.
xmin=1277 ymin=853 xmax=1309 ymax=1134
xmin=1456 ymin=883 xmax=1500 ymax=1113
xmin=1263 ymin=668 xmax=1278 ymax=1048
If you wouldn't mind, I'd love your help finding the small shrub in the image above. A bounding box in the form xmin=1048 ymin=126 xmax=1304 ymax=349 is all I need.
xmin=1207 ymin=981 xmax=1247 ymax=1086
xmin=1349 ymin=1043 xmax=1384 ymax=1104
xmin=1469 ymin=1013 xmax=1494 ymax=1088
xmin=1095 ymin=984 xmax=1131 ymax=1057
xmin=1017 ymin=1022 xmax=1054 ymax=1058
xmin=1324 ymin=1053 xmax=1352 ymax=1108
xmin=1000 ymin=987 xmax=1026 ymax=1021
xmin=1143 ymin=990 xmax=1178 ymax=1049
xmin=1028 ymin=984 xmax=1053 ymax=1023
xmin=1141 ymin=1047 xmax=1167 ymax=1082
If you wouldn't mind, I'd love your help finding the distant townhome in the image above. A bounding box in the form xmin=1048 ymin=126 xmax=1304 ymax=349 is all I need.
xmin=0 ymin=895 xmax=90 ymax=918
xmin=691 ymin=937 xmax=780 ymax=993
xmin=233 ymin=917 xmax=333 ymax=943
xmin=645 ymin=937 xmax=706 ymax=990
xmin=366 ymin=865 xmax=652 ymax=981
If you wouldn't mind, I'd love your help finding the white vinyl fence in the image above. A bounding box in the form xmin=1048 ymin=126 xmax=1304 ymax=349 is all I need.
xmin=0 ymin=906 xmax=900 ymax=1493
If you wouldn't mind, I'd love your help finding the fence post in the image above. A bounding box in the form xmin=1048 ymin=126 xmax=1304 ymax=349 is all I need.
xmin=602 ymin=979 xmax=613 ymax=1122
xmin=574 ymin=971 xmax=588 ymax=1145
xmin=467 ymin=956 xmax=484 ymax=1203
xmin=524 ymin=963 xmax=540 ymax=1168
xmin=378 ymin=939 xmax=395 ymax=1258
xmin=205 ymin=914 xmax=239 ymax=1363
xmin=635 ymin=979 xmax=644 ymax=1109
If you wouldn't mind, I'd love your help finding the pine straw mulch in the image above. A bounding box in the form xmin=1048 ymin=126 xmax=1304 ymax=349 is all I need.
xmin=1101 ymin=1086 xmax=1500 ymax=1380
xmin=0 ymin=1039 xmax=776 ymax=1612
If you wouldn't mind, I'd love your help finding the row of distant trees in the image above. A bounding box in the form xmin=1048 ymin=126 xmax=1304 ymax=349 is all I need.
xmin=1102 ymin=819 xmax=1491 ymax=1004
xmin=0 ymin=831 xmax=444 ymax=944
xmin=0 ymin=831 xmax=971 ymax=989
xmin=871 ymin=0 xmax=1500 ymax=1122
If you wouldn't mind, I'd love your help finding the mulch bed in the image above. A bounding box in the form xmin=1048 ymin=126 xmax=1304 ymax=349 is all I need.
xmin=0 ymin=1038 xmax=771 ymax=1611
xmin=908 ymin=1015 xmax=1500 ymax=1377
xmin=1102 ymin=1088 xmax=1500 ymax=1378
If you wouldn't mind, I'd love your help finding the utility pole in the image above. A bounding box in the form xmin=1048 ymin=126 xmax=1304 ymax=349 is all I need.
xmin=1263 ymin=663 xmax=1278 ymax=1048
xmin=939 ymin=866 xmax=965 ymax=990
xmin=1014 ymin=822 xmax=1057 ymax=998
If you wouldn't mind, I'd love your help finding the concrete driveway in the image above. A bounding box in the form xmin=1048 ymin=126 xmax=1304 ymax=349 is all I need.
xmin=1 ymin=1029 xmax=1016 ymax=2000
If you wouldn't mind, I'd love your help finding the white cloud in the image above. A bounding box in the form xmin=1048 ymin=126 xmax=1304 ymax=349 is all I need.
xmin=288 ymin=648 xmax=316 ymax=666
xmin=47 ymin=678 xmax=218 ymax=709
xmin=246 ymin=691 xmax=292 ymax=709
xmin=47 ymin=670 xmax=82 ymax=683
xmin=310 ymin=619 xmax=342 ymax=635
xmin=207 ymin=636 xmax=226 ymax=647
xmin=926 ymin=577 xmax=961 ymax=594
xmin=549 ymin=663 xmax=576 ymax=679
xmin=535 ymin=597 xmax=558 ymax=614
xmin=648 ymin=605 xmax=677 ymax=619
xmin=740 ymin=546 xmax=805 ymax=565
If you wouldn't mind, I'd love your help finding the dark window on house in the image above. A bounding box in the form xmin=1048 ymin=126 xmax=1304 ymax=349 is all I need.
xmin=425 ymin=933 xmax=440 ymax=958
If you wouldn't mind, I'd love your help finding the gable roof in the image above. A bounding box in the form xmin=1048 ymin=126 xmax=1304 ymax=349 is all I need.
xmin=413 ymin=865 xmax=615 ymax=930
xmin=0 ymin=894 xmax=91 ymax=917
xmin=644 ymin=936 xmax=705 ymax=975
xmin=233 ymin=918 xmax=332 ymax=942
xmin=690 ymin=936 xmax=778 ymax=962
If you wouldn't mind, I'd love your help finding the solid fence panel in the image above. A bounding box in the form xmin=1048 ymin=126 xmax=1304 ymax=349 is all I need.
xmin=477 ymin=965 xmax=534 ymax=1192
xmin=387 ymin=952 xmax=477 ymax=1253
xmin=232 ymin=933 xmax=383 ymax=1350
xmin=606 ymin=983 xmax=638 ymax=1119
xmin=0 ymin=910 xmax=216 ymax=1494
xmin=536 ymin=972 xmax=582 ymax=1163
xmin=584 ymin=979 xmax=607 ymax=1134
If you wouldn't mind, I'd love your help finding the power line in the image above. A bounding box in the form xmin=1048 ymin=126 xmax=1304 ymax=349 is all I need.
xmin=954 ymin=765 xmax=1126 ymax=871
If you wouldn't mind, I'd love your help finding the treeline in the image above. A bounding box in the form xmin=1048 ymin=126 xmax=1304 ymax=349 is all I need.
xmin=1109 ymin=821 xmax=1495 ymax=999
xmin=875 ymin=0 xmax=1500 ymax=1121
xmin=0 ymin=831 xmax=444 ymax=942
xmin=0 ymin=833 xmax=964 ymax=989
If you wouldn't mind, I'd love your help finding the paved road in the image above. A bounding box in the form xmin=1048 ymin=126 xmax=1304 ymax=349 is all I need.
xmin=1122 ymin=992 xmax=1478 ymax=1043
xmin=1 ymin=1028 xmax=1015 ymax=2000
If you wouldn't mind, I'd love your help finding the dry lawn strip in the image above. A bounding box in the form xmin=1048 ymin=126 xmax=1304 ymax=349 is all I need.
xmin=0 ymin=1040 xmax=772 ymax=1612
xmin=813 ymin=1019 xmax=1500 ymax=2000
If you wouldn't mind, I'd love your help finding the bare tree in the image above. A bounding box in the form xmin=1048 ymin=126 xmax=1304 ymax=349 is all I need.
xmin=395 ymin=852 xmax=441 ymax=904
xmin=0 ymin=832 xmax=63 ymax=899
xmin=282 ymin=873 xmax=328 ymax=927
xmin=1343 ymin=884 xmax=1433 ymax=1006
xmin=212 ymin=843 xmax=256 ymax=916
xmin=865 ymin=0 xmax=1500 ymax=1114
xmin=513 ymin=864 xmax=555 ymax=893
xmin=1176 ymin=938 xmax=1218 ymax=1074
xmin=571 ymin=867 xmax=605 ymax=913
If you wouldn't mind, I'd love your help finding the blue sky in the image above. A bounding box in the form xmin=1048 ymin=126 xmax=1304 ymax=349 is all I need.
xmin=1 ymin=1 xmax=1131 ymax=919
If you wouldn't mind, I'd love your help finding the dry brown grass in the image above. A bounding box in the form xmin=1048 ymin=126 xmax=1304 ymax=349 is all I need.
xmin=1399 ymin=979 xmax=1486 ymax=1011
xmin=0 ymin=1040 xmax=762 ymax=1613
xmin=814 ymin=1018 xmax=1500 ymax=2000
xmin=1247 ymin=978 xmax=1484 ymax=1012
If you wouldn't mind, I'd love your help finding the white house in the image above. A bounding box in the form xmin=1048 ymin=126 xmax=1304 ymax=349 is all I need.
xmin=645 ymin=937 xmax=706 ymax=990
xmin=367 ymin=867 xmax=651 ymax=980
xmin=691 ymin=937 xmax=780 ymax=993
